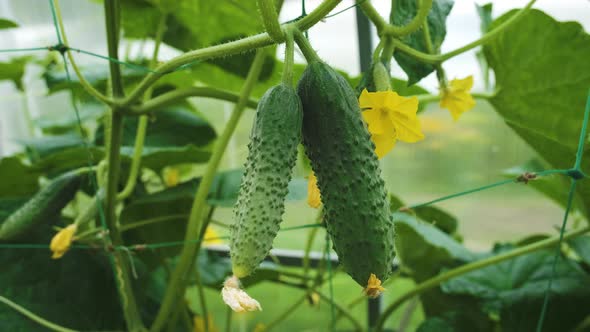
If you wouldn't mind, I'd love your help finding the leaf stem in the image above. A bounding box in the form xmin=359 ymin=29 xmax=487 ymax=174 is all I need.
xmin=358 ymin=0 xmax=388 ymax=35
xmin=282 ymin=26 xmax=295 ymax=86
xmin=149 ymin=50 xmax=267 ymax=332
xmin=118 ymin=0 xmax=342 ymax=107
xmin=391 ymin=0 xmax=537 ymax=64
xmin=53 ymin=0 xmax=113 ymax=105
xmin=257 ymin=0 xmax=283 ymax=42
xmin=127 ymin=87 xmax=258 ymax=115
xmin=119 ymin=214 xmax=189 ymax=232
xmin=103 ymin=1 xmax=145 ymax=330
xmin=385 ymin=0 xmax=432 ymax=37
xmin=118 ymin=13 xmax=168 ymax=201
xmin=293 ymin=29 xmax=321 ymax=63
xmin=0 ymin=295 xmax=78 ymax=332
xmin=374 ymin=225 xmax=590 ymax=331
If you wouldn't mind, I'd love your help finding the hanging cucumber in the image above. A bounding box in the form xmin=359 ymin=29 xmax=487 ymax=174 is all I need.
xmin=0 ymin=169 xmax=87 ymax=240
xmin=229 ymin=83 xmax=303 ymax=278
xmin=296 ymin=38 xmax=394 ymax=294
xmin=229 ymin=28 xmax=302 ymax=279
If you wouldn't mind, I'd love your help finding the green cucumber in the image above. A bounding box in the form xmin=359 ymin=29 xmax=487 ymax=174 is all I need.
xmin=0 ymin=169 xmax=86 ymax=240
xmin=230 ymin=84 xmax=303 ymax=278
xmin=297 ymin=61 xmax=395 ymax=287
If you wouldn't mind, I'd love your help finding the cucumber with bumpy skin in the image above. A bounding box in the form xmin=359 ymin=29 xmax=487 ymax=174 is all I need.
xmin=297 ymin=61 xmax=395 ymax=288
xmin=230 ymin=84 xmax=303 ymax=278
xmin=0 ymin=169 xmax=85 ymax=240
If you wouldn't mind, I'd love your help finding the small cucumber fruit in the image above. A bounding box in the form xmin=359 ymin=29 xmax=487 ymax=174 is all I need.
xmin=0 ymin=169 xmax=85 ymax=240
xmin=230 ymin=84 xmax=303 ymax=278
xmin=297 ymin=61 xmax=395 ymax=287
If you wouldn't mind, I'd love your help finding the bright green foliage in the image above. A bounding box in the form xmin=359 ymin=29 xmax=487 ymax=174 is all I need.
xmin=484 ymin=9 xmax=590 ymax=219
xmin=475 ymin=3 xmax=493 ymax=90
xmin=412 ymin=206 xmax=458 ymax=235
xmin=297 ymin=61 xmax=394 ymax=287
xmin=0 ymin=18 xmax=18 ymax=29
xmin=120 ymin=0 xmax=276 ymax=80
xmin=0 ymin=228 xmax=127 ymax=331
xmin=391 ymin=0 xmax=454 ymax=85
xmin=230 ymin=84 xmax=302 ymax=278
xmin=569 ymin=236 xmax=590 ymax=266
xmin=394 ymin=213 xmax=472 ymax=280
xmin=442 ymin=247 xmax=590 ymax=332
xmin=0 ymin=170 xmax=85 ymax=240
xmin=0 ymin=56 xmax=33 ymax=91
xmin=0 ymin=157 xmax=42 ymax=197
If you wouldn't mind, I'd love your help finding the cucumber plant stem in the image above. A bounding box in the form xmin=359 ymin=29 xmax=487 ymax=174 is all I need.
xmin=103 ymin=1 xmax=145 ymax=330
xmin=128 ymin=87 xmax=258 ymax=115
xmin=293 ymin=29 xmax=321 ymax=63
xmin=390 ymin=0 xmax=536 ymax=64
xmin=118 ymin=0 xmax=342 ymax=107
xmin=374 ymin=225 xmax=590 ymax=331
xmin=282 ymin=26 xmax=295 ymax=86
xmin=0 ymin=295 xmax=78 ymax=332
xmin=149 ymin=50 xmax=267 ymax=332
xmin=118 ymin=12 xmax=168 ymax=201
xmin=257 ymin=0 xmax=283 ymax=42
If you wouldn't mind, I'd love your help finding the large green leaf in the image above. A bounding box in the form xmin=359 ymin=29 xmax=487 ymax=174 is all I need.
xmin=475 ymin=3 xmax=493 ymax=90
xmin=394 ymin=213 xmax=491 ymax=326
xmin=95 ymin=105 xmax=216 ymax=148
xmin=96 ymin=104 xmax=216 ymax=171
xmin=0 ymin=227 xmax=126 ymax=331
xmin=0 ymin=56 xmax=33 ymax=91
xmin=569 ymin=235 xmax=590 ymax=266
xmin=442 ymin=248 xmax=590 ymax=332
xmin=394 ymin=213 xmax=472 ymax=280
xmin=120 ymin=0 xmax=275 ymax=80
xmin=391 ymin=0 xmax=454 ymax=85
xmin=0 ymin=18 xmax=18 ymax=29
xmin=483 ymin=9 xmax=590 ymax=219
xmin=0 ymin=157 xmax=42 ymax=197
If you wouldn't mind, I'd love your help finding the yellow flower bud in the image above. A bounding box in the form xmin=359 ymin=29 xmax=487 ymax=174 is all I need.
xmin=50 ymin=224 xmax=77 ymax=259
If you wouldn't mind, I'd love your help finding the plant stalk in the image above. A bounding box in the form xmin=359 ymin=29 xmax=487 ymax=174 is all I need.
xmin=257 ymin=0 xmax=283 ymax=42
xmin=149 ymin=50 xmax=267 ymax=332
xmin=0 ymin=295 xmax=78 ymax=332
xmin=128 ymin=87 xmax=258 ymax=115
xmin=118 ymin=0 xmax=342 ymax=107
xmin=103 ymin=1 xmax=145 ymax=330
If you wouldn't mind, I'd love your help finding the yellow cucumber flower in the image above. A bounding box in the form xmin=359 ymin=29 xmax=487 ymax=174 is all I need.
xmin=222 ymin=275 xmax=262 ymax=312
xmin=307 ymin=172 xmax=321 ymax=208
xmin=202 ymin=226 xmax=222 ymax=245
xmin=359 ymin=89 xmax=424 ymax=158
xmin=50 ymin=224 xmax=77 ymax=259
xmin=364 ymin=273 xmax=386 ymax=298
xmin=440 ymin=75 xmax=476 ymax=120
xmin=193 ymin=315 xmax=219 ymax=332
xmin=163 ymin=167 xmax=180 ymax=187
